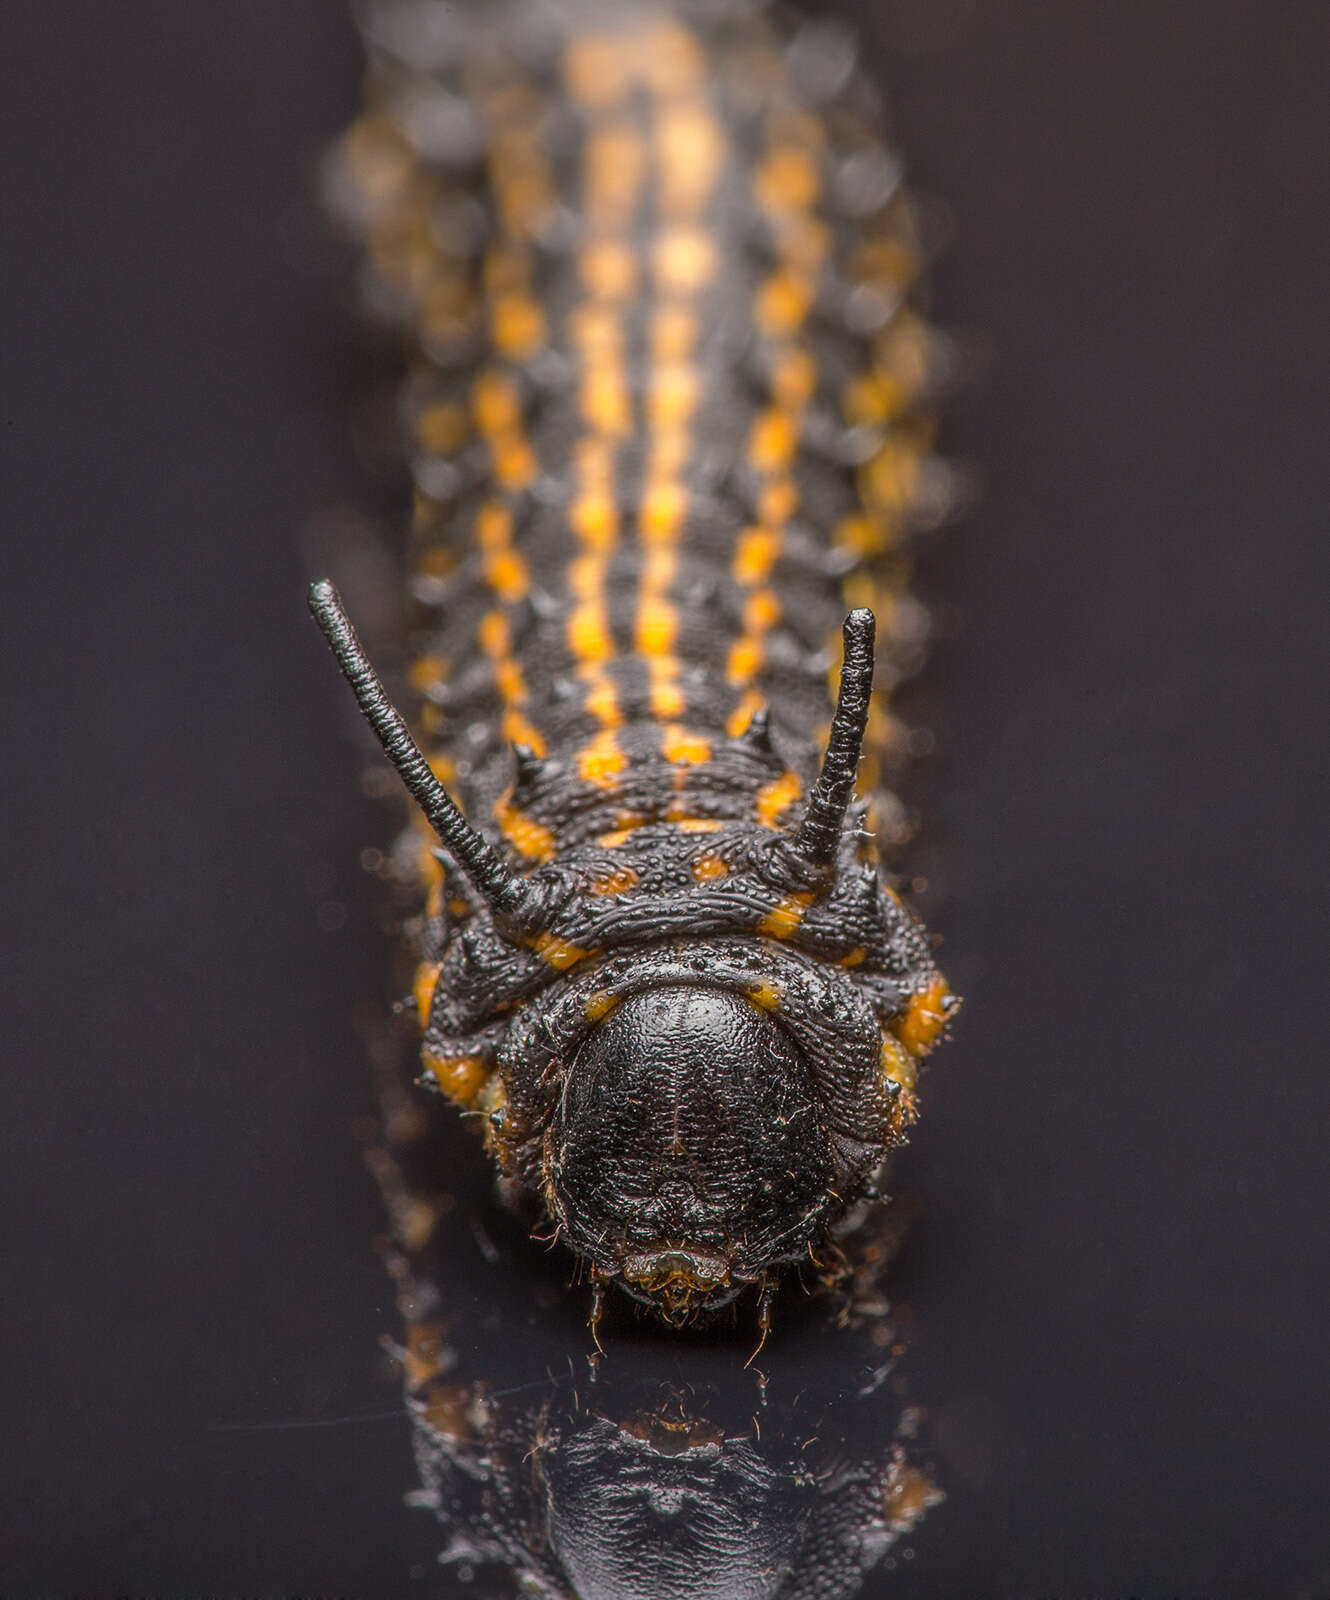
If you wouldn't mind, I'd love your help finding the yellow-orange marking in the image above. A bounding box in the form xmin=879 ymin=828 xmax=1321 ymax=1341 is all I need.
xmin=560 ymin=58 xmax=648 ymax=795
xmin=725 ymin=687 xmax=766 ymax=739
xmin=404 ymin=1321 xmax=449 ymax=1388
xmin=667 ymin=814 xmax=723 ymax=833
xmin=415 ymin=400 xmax=469 ymax=456
xmin=840 ymin=946 xmax=868 ymax=968
xmin=473 ymin=501 xmax=527 ymax=604
xmin=879 ymin=1032 xmax=917 ymax=1095
xmin=891 ymin=977 xmax=954 ymax=1057
xmin=472 ymin=368 xmax=535 ymax=491
xmin=493 ymin=793 xmax=556 ymax=862
xmin=564 ymin=32 xmax=633 ymax=109
xmin=589 ymin=863 xmax=640 ymax=895
xmin=577 ymin=726 xmax=627 ymax=787
xmin=692 ymin=852 xmax=729 ymax=882
xmin=476 ymin=607 xmax=545 ymax=753
xmin=725 ymin=118 xmax=829 ymax=706
xmin=413 ymin=962 xmax=442 ymax=1029
xmin=661 ymin=725 xmax=711 ymax=765
xmin=528 ymin=932 xmax=594 ymax=971
xmin=583 ymin=990 xmax=620 ymax=1023
xmin=421 ymin=1049 xmax=489 ymax=1107
xmin=756 ymin=769 xmax=803 ymax=829
xmin=758 ymin=891 xmax=815 ymax=940
xmin=746 ymin=980 xmax=782 ymax=1012
xmin=632 ymin=57 xmax=723 ymax=764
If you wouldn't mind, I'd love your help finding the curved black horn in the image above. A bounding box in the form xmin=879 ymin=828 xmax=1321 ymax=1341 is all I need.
xmin=308 ymin=580 xmax=532 ymax=922
xmin=793 ymin=608 xmax=876 ymax=868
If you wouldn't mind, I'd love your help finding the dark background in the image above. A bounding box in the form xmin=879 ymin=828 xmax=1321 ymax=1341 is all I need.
xmin=3 ymin=1 xmax=1328 ymax=1595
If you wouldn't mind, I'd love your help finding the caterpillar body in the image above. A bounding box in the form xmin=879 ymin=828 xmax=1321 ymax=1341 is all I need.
xmin=314 ymin=0 xmax=958 ymax=1334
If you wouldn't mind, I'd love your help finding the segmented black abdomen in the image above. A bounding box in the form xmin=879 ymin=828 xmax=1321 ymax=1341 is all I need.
xmin=322 ymin=0 xmax=957 ymax=1326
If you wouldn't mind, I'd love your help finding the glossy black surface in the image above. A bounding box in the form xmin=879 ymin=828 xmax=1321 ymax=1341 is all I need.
xmin=3 ymin=2 xmax=1329 ymax=1594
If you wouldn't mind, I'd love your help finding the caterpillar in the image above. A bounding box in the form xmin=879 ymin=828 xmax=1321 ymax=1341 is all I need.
xmin=313 ymin=0 xmax=959 ymax=1337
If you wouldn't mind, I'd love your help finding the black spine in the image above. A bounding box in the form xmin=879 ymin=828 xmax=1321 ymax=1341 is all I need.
xmin=793 ymin=608 xmax=876 ymax=868
xmin=308 ymin=580 xmax=531 ymax=920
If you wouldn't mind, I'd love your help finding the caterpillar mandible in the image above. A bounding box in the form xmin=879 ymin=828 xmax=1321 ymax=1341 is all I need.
xmin=313 ymin=0 xmax=959 ymax=1337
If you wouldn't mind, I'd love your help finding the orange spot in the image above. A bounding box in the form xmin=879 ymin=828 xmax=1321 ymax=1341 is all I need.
xmin=421 ymin=1050 xmax=489 ymax=1107
xmin=597 ymin=824 xmax=641 ymax=849
xmin=589 ymin=864 xmax=639 ymax=895
xmin=408 ymin=654 xmax=447 ymax=692
xmin=494 ymin=796 xmax=556 ymax=862
xmin=726 ymin=635 xmax=763 ymax=684
xmin=578 ymin=728 xmax=626 ymax=787
xmin=492 ymin=438 xmax=535 ymax=489
xmin=840 ymin=946 xmax=868 ymax=968
xmin=569 ymin=487 xmax=617 ymax=549
xmin=563 ymin=33 xmax=633 ymax=108
xmin=584 ymin=990 xmax=620 ymax=1023
xmin=415 ymin=401 xmax=469 ymax=455
xmin=581 ymin=238 xmax=637 ymax=300
xmin=581 ymin=367 xmax=631 ymax=434
xmin=472 ymin=370 xmax=520 ymax=434
xmin=484 ymin=549 xmax=528 ymax=603
xmin=491 ymin=294 xmax=544 ymax=358
xmin=413 ymin=545 xmax=455 ymax=580
xmin=656 ymin=106 xmax=723 ymax=217
xmin=404 ymin=1322 xmax=448 ymax=1388
xmin=755 ymin=145 xmax=821 ymax=214
xmin=650 ymin=305 xmax=697 ymax=362
xmin=743 ymin=588 xmax=781 ymax=631
xmin=528 ymin=932 xmax=593 ymax=971
xmin=770 ymin=347 xmax=818 ymax=409
xmin=568 ymin=601 xmax=613 ymax=666
xmin=641 ymin=480 xmax=687 ymax=542
xmin=757 ymin=270 xmax=815 ymax=335
xmin=746 ymin=980 xmax=782 ymax=1012
xmin=661 ymin=725 xmax=710 ymax=765
xmin=420 ymin=1382 xmax=472 ymax=1440
xmin=750 ymin=409 xmax=799 ymax=471
xmin=476 ymin=609 xmax=545 ymax=756
xmin=832 ymin=513 xmax=890 ymax=559
xmin=569 ymin=305 xmax=623 ymax=356
xmin=758 ymin=891 xmax=815 ymax=940
xmin=891 ymin=977 xmax=955 ymax=1057
xmin=647 ymin=663 xmax=686 ymax=719
xmin=637 ymin=595 xmax=677 ymax=659
xmin=582 ymin=675 xmax=622 ymax=730
xmin=692 ymin=852 xmax=729 ymax=882
xmin=654 ymin=227 xmax=717 ymax=294
xmin=648 ymin=364 xmax=699 ymax=429
xmin=756 ymin=769 xmax=802 ymax=828
xmin=413 ymin=962 xmax=442 ymax=1029
xmin=879 ymin=1032 xmax=917 ymax=1094
xmin=726 ymin=687 xmax=765 ymax=738
xmin=859 ymin=438 xmax=922 ymax=515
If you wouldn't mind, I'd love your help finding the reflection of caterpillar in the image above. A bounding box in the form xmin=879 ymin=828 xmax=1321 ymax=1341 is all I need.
xmin=313 ymin=0 xmax=959 ymax=1338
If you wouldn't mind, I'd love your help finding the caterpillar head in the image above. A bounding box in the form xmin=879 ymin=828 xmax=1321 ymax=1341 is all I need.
xmin=549 ymin=983 xmax=832 ymax=1322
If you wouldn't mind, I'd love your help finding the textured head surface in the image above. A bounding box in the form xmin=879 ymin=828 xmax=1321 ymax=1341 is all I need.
xmin=549 ymin=983 xmax=836 ymax=1317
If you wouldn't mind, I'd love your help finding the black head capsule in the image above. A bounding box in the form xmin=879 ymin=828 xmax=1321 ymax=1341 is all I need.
xmin=548 ymin=985 xmax=837 ymax=1324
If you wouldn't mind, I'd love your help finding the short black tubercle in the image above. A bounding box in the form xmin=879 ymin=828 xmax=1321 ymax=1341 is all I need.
xmin=311 ymin=584 xmax=955 ymax=1327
